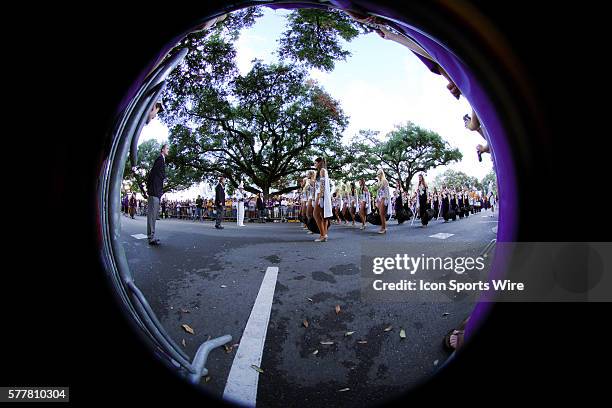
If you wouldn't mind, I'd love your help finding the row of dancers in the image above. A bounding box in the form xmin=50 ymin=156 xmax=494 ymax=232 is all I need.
xmin=298 ymin=159 xmax=496 ymax=241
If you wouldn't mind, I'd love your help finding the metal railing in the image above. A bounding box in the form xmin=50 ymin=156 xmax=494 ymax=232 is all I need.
xmin=100 ymin=47 xmax=231 ymax=384
xmin=123 ymin=204 xmax=305 ymax=222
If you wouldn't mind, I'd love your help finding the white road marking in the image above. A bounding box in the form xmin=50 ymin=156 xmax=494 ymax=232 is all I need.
xmin=223 ymin=266 xmax=279 ymax=407
xmin=131 ymin=234 xmax=148 ymax=240
xmin=429 ymin=233 xmax=455 ymax=239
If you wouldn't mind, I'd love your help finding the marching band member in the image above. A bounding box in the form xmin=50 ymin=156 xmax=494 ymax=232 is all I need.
xmin=450 ymin=189 xmax=458 ymax=215
xmin=433 ymin=188 xmax=440 ymax=219
xmin=441 ymin=186 xmax=450 ymax=222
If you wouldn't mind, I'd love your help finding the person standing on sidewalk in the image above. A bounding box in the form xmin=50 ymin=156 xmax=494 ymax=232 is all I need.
xmin=146 ymin=143 xmax=168 ymax=245
xmin=195 ymin=195 xmax=204 ymax=222
xmin=215 ymin=176 xmax=226 ymax=229
xmin=129 ymin=193 xmax=137 ymax=219
xmin=256 ymin=192 xmax=266 ymax=223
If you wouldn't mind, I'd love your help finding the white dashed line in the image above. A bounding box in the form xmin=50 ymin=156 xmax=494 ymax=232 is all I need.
xmin=429 ymin=233 xmax=455 ymax=239
xmin=223 ymin=266 xmax=279 ymax=407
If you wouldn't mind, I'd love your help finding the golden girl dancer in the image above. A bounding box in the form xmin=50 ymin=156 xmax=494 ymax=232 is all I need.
xmin=349 ymin=182 xmax=358 ymax=227
xmin=336 ymin=181 xmax=346 ymax=224
xmin=313 ymin=157 xmax=332 ymax=242
xmin=358 ymin=178 xmax=371 ymax=230
xmin=342 ymin=182 xmax=351 ymax=224
xmin=300 ymin=176 xmax=309 ymax=230
xmin=333 ymin=179 xmax=342 ymax=224
xmin=332 ymin=191 xmax=340 ymax=224
xmin=376 ymin=169 xmax=390 ymax=234
xmin=306 ymin=170 xmax=316 ymax=235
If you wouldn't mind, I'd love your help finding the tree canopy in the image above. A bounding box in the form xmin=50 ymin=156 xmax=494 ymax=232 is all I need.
xmin=481 ymin=169 xmax=497 ymax=194
xmin=277 ymin=9 xmax=369 ymax=71
xmin=164 ymin=57 xmax=349 ymax=198
xmin=128 ymin=6 xmax=469 ymax=199
xmin=348 ymin=123 xmax=462 ymax=192
xmin=123 ymin=139 xmax=198 ymax=197
xmin=433 ymin=169 xmax=482 ymax=191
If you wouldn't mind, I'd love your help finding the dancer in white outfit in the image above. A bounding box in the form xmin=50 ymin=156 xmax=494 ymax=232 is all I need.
xmin=235 ymin=181 xmax=246 ymax=227
xmin=313 ymin=157 xmax=332 ymax=242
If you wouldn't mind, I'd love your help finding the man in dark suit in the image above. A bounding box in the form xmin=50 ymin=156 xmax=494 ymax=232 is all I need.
xmin=215 ymin=176 xmax=226 ymax=229
xmin=146 ymin=143 xmax=169 ymax=244
xmin=256 ymin=192 xmax=266 ymax=223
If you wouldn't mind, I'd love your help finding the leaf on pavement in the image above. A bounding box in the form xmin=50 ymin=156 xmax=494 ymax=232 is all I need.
xmin=182 ymin=324 xmax=195 ymax=334
xmin=400 ymin=329 xmax=406 ymax=339
xmin=220 ymin=285 xmax=227 ymax=288
xmin=339 ymin=388 xmax=350 ymax=392
xmin=251 ymin=365 xmax=264 ymax=373
xmin=307 ymin=297 xmax=313 ymax=302
xmin=345 ymin=331 xmax=355 ymax=336
xmin=312 ymin=350 xmax=319 ymax=355
xmin=442 ymin=312 xmax=450 ymax=316
xmin=320 ymin=341 xmax=334 ymax=345
xmin=357 ymin=340 xmax=368 ymax=344
xmin=181 ymin=339 xmax=186 ymax=347
xmin=180 ymin=308 xmax=190 ymax=313
xmin=224 ymin=344 xmax=233 ymax=353
xmin=204 ymin=376 xmax=211 ymax=383
xmin=335 ymin=305 xmax=341 ymax=314
xmin=384 ymin=325 xmax=393 ymax=332
xmin=303 ymin=319 xmax=309 ymax=328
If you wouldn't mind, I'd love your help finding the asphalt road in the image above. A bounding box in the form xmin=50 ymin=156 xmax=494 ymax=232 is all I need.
xmin=119 ymin=209 xmax=499 ymax=407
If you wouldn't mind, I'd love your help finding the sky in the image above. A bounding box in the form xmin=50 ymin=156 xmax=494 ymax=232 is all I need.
xmin=139 ymin=7 xmax=494 ymax=199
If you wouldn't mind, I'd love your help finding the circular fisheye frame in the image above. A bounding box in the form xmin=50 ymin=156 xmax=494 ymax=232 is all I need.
xmin=98 ymin=1 xmax=530 ymax=406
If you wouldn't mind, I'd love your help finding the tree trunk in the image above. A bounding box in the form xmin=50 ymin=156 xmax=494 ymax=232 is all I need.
xmin=263 ymin=185 xmax=270 ymax=201
xmin=404 ymin=173 xmax=414 ymax=194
